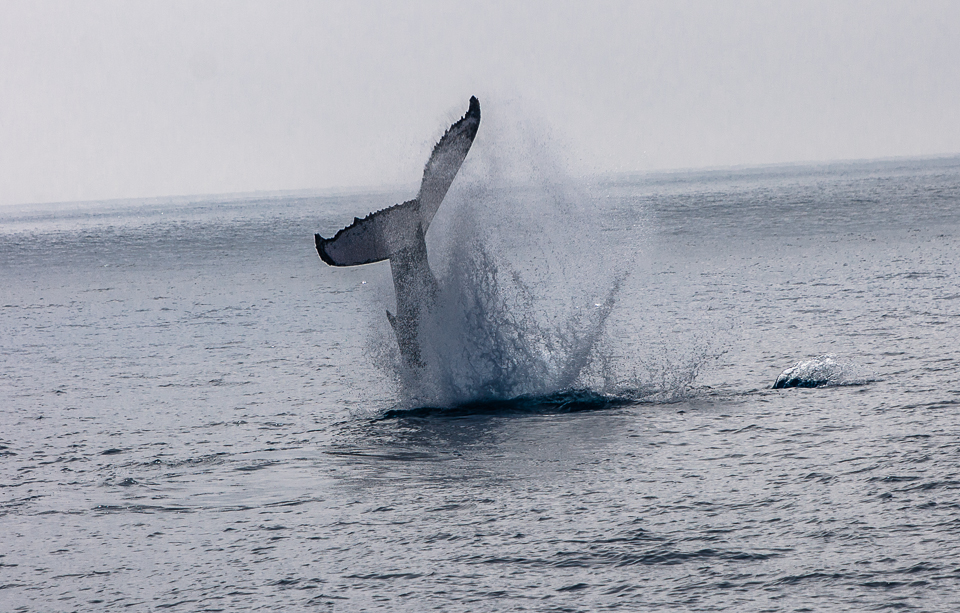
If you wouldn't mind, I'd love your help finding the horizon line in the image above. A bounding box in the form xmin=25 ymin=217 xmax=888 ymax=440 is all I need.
xmin=3 ymin=151 xmax=959 ymax=212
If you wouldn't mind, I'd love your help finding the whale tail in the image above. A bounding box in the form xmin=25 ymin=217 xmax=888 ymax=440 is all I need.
xmin=315 ymin=96 xmax=481 ymax=267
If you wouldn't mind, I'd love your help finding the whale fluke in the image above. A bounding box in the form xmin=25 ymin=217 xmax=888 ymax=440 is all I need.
xmin=315 ymin=97 xmax=481 ymax=367
xmin=315 ymin=97 xmax=481 ymax=267
xmin=417 ymin=96 xmax=481 ymax=230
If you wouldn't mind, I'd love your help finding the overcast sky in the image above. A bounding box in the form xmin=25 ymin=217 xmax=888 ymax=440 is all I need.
xmin=1 ymin=0 xmax=958 ymax=207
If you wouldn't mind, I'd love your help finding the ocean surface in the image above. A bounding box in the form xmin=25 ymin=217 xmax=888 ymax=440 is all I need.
xmin=2 ymin=156 xmax=960 ymax=611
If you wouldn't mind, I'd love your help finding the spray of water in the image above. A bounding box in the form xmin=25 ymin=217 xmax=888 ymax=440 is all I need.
xmin=366 ymin=101 xmax=710 ymax=411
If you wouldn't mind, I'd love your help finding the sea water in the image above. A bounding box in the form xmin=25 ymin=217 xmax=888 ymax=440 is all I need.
xmin=2 ymin=156 xmax=960 ymax=611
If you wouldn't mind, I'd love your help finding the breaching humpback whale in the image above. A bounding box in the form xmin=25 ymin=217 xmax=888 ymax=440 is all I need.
xmin=315 ymin=97 xmax=481 ymax=367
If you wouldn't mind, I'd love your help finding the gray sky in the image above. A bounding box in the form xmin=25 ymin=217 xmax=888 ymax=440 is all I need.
xmin=2 ymin=0 xmax=958 ymax=207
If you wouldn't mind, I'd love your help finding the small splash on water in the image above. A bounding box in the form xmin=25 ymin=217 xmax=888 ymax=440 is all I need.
xmin=773 ymin=354 xmax=878 ymax=389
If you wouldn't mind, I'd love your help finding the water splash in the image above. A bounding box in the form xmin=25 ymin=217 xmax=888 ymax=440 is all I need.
xmin=773 ymin=354 xmax=877 ymax=389
xmin=366 ymin=105 xmax=710 ymax=412
xmin=394 ymin=234 xmax=621 ymax=408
